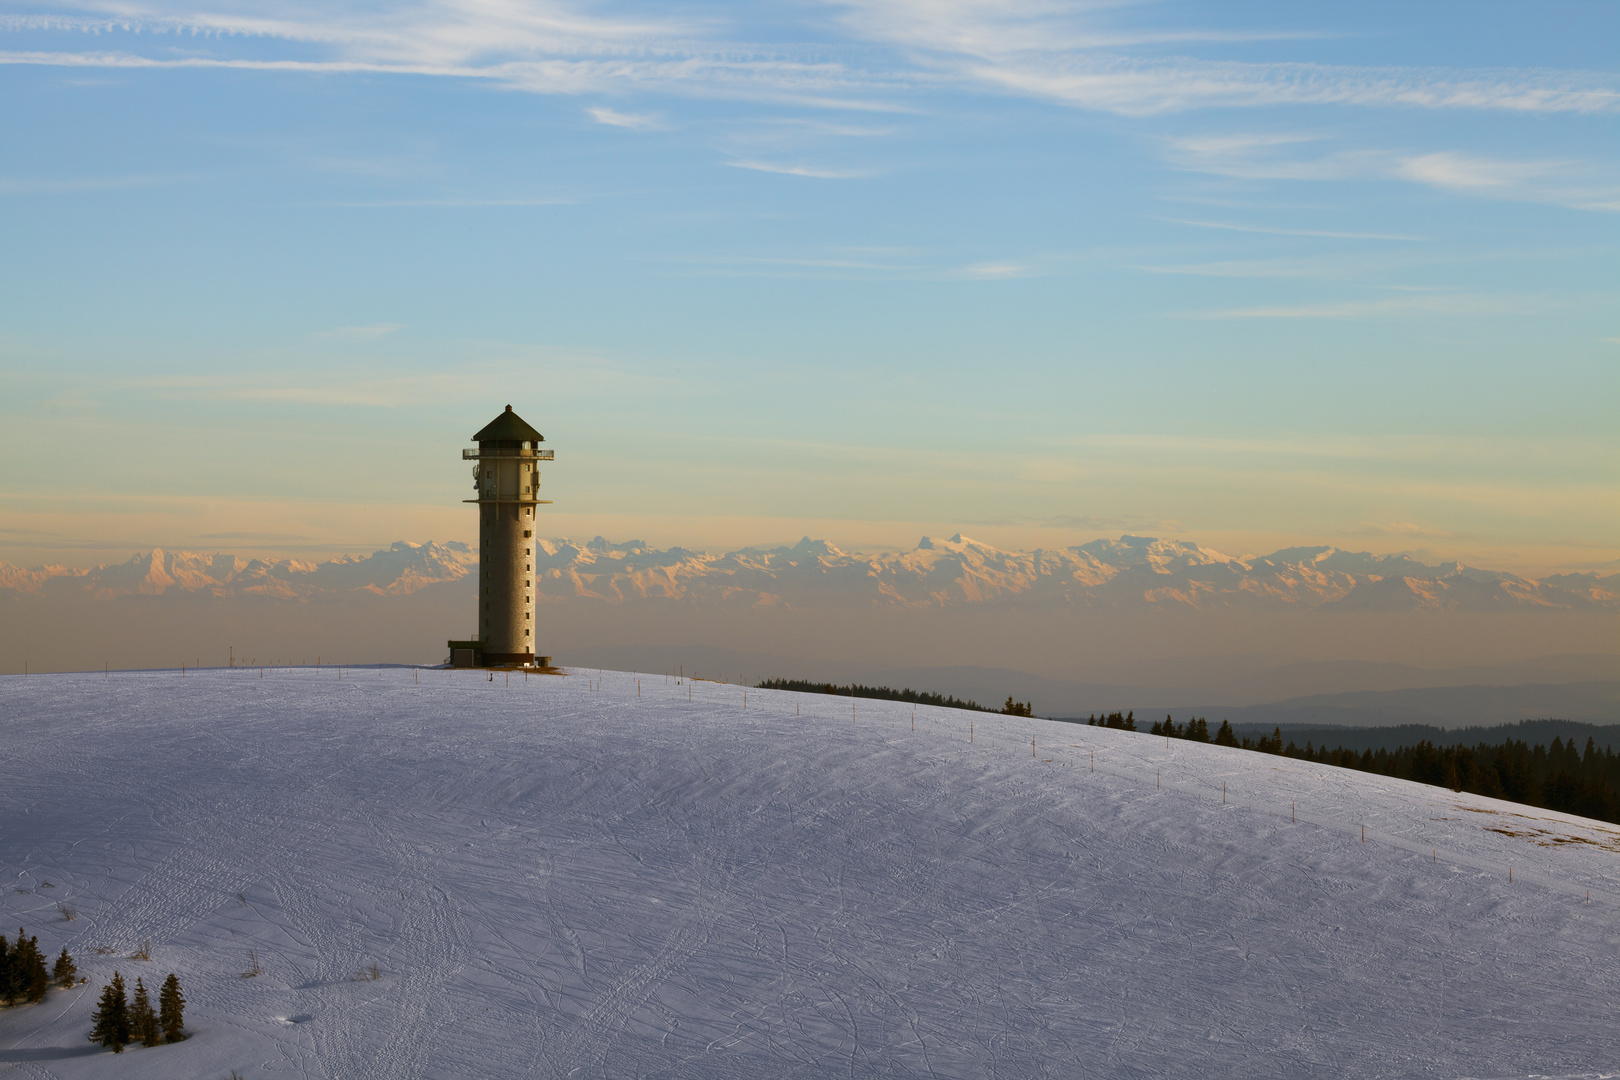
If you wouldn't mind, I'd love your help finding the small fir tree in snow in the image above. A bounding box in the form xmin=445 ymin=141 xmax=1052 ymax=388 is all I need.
xmin=6 ymin=930 xmax=49 ymax=1004
xmin=158 ymin=973 xmax=186 ymax=1043
xmin=130 ymin=977 xmax=161 ymax=1047
xmin=90 ymin=971 xmax=130 ymax=1052
xmin=52 ymin=948 xmax=76 ymax=987
xmin=1215 ymin=720 xmax=1237 ymax=746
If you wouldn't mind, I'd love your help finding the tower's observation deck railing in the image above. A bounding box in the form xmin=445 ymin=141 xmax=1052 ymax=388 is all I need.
xmin=464 ymin=447 xmax=553 ymax=460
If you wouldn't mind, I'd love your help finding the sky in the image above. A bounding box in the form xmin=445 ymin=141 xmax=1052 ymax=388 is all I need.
xmin=1 ymin=0 xmax=1616 ymax=575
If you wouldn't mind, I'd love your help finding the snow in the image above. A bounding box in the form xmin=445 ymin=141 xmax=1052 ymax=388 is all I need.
xmin=2 ymin=667 xmax=1617 ymax=1079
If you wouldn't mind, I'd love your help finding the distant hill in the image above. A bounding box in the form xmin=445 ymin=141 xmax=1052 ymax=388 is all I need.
xmin=1165 ymin=681 xmax=1620 ymax=729
xmin=3 ymin=533 xmax=1615 ymax=612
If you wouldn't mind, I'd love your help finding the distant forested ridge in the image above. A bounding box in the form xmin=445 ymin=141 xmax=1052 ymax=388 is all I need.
xmin=1151 ymin=714 xmax=1620 ymax=825
xmin=1274 ymin=733 xmax=1620 ymax=824
xmin=1231 ymin=719 xmax=1620 ymax=755
xmin=757 ymin=679 xmax=997 ymax=714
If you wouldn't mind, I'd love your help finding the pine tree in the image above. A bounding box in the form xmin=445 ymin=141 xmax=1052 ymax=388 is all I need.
xmin=90 ymin=971 xmax=130 ymax=1052
xmin=158 ymin=973 xmax=186 ymax=1043
xmin=52 ymin=948 xmax=76 ymax=988
xmin=1215 ymin=719 xmax=1237 ymax=746
xmin=0 ymin=930 xmax=13 ymax=1006
xmin=5 ymin=930 xmax=49 ymax=1005
xmin=131 ymin=977 xmax=161 ymax=1047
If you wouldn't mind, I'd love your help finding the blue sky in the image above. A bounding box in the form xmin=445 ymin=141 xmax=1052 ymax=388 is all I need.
xmin=1 ymin=0 xmax=1615 ymax=573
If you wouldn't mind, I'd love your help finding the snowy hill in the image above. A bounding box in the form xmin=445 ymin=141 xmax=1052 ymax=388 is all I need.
xmin=3 ymin=534 xmax=1615 ymax=612
xmin=2 ymin=669 xmax=1617 ymax=1077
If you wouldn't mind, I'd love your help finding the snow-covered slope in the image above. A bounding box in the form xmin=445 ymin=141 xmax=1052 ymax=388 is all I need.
xmin=2 ymin=669 xmax=1616 ymax=1078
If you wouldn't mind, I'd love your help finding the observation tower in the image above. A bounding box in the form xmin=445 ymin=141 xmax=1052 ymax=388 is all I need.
xmin=448 ymin=405 xmax=554 ymax=667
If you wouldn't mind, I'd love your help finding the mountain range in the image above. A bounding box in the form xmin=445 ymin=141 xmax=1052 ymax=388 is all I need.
xmin=4 ymin=534 xmax=1615 ymax=613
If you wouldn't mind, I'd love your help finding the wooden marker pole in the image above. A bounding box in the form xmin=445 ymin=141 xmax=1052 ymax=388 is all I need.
xmin=1508 ymin=866 xmax=1512 ymax=883
xmin=1292 ymin=801 xmax=1295 ymax=823
xmin=1156 ymin=771 xmax=1159 ymax=789
xmin=637 ymin=679 xmax=640 ymax=697
xmin=1033 ymin=737 xmax=1036 ymax=759
xmin=970 ymin=721 xmax=974 ymax=743
xmin=1361 ymin=825 xmax=1365 ymax=843
xmin=1222 ymin=781 xmax=1226 ymax=803
xmin=1090 ymin=750 xmax=1094 ymax=773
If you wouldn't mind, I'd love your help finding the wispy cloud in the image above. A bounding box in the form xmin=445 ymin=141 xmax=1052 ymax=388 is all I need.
xmin=1167 ymin=134 xmax=1620 ymax=213
xmin=1156 ymin=217 xmax=1425 ymax=241
xmin=1352 ymin=521 xmax=1455 ymax=539
xmin=587 ymin=106 xmax=663 ymax=130
xmin=1395 ymin=151 xmax=1554 ymax=190
xmin=725 ymin=160 xmax=873 ymax=179
xmin=951 ymin=261 xmax=1033 ymax=279
xmin=120 ymin=369 xmax=477 ymax=407
xmin=834 ymin=0 xmax=1620 ymax=116
xmin=312 ymin=197 xmax=572 ymax=207
xmin=1191 ymin=292 xmax=1555 ymax=320
xmin=1393 ymin=151 xmax=1620 ymax=211
xmin=3 ymin=0 xmax=1617 ymax=120
xmin=656 ymin=247 xmax=1074 ymax=281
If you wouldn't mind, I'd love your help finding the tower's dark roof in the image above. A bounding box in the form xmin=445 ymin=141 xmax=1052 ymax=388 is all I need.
xmin=473 ymin=405 xmax=544 ymax=442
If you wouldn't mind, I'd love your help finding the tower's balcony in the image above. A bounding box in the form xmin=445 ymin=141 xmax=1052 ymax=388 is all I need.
xmin=464 ymin=447 xmax=554 ymax=460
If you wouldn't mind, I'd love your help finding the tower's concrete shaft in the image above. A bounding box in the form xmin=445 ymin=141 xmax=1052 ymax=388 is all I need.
xmin=464 ymin=405 xmax=552 ymax=665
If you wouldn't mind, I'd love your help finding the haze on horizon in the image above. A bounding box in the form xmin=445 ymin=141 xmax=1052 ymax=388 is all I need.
xmin=2 ymin=1 xmax=1616 ymax=585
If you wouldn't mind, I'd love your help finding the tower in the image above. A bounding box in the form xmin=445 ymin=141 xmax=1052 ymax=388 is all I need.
xmin=450 ymin=405 xmax=554 ymax=667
